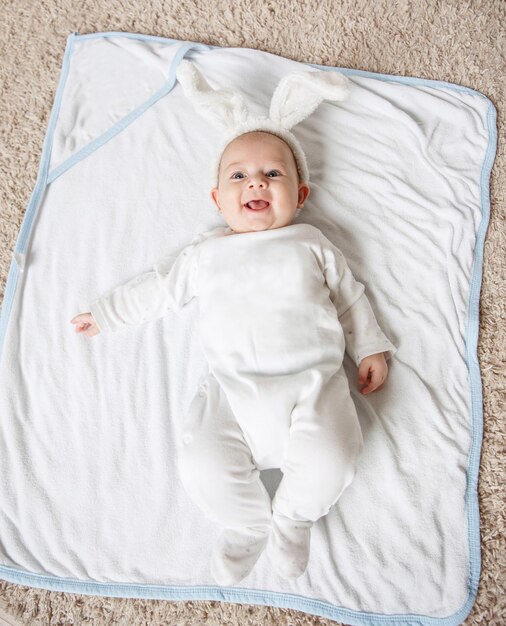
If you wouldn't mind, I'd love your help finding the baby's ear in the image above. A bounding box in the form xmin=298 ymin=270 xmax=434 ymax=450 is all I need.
xmin=210 ymin=188 xmax=220 ymax=208
xmin=298 ymin=183 xmax=310 ymax=205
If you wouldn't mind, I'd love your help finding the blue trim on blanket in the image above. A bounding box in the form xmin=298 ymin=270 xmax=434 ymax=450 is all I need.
xmin=463 ymin=95 xmax=497 ymax=604
xmin=0 ymin=562 xmax=483 ymax=626
xmin=0 ymin=33 xmax=75 ymax=358
xmin=46 ymin=38 xmax=212 ymax=184
xmin=0 ymin=31 xmax=498 ymax=626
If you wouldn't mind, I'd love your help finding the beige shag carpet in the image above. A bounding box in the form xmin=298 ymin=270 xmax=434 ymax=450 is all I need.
xmin=0 ymin=0 xmax=504 ymax=624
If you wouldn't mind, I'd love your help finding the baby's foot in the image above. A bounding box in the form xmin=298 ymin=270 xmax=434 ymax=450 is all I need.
xmin=266 ymin=512 xmax=312 ymax=579
xmin=210 ymin=526 xmax=270 ymax=586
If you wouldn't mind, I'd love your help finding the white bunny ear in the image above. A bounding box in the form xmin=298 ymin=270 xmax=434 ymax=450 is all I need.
xmin=269 ymin=69 xmax=350 ymax=130
xmin=175 ymin=60 xmax=251 ymax=131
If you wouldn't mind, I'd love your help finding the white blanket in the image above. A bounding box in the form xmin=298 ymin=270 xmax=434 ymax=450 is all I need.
xmin=0 ymin=32 xmax=496 ymax=625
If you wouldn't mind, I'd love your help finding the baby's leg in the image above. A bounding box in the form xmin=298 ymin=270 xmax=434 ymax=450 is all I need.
xmin=177 ymin=373 xmax=272 ymax=586
xmin=268 ymin=368 xmax=364 ymax=578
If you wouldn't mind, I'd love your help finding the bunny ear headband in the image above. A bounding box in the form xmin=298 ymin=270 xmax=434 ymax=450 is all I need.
xmin=175 ymin=60 xmax=351 ymax=194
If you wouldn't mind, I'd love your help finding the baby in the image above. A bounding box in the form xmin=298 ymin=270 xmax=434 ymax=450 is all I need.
xmin=70 ymin=129 xmax=396 ymax=586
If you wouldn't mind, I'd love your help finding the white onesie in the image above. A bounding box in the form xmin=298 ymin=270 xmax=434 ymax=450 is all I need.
xmin=89 ymin=222 xmax=397 ymax=582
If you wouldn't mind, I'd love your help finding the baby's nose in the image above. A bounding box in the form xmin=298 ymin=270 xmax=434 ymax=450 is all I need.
xmin=249 ymin=177 xmax=267 ymax=187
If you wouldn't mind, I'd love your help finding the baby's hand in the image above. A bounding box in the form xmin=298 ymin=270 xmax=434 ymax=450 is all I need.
xmin=70 ymin=312 xmax=100 ymax=338
xmin=358 ymin=352 xmax=388 ymax=395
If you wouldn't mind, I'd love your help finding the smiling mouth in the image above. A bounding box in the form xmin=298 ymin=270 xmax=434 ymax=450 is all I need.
xmin=244 ymin=200 xmax=270 ymax=211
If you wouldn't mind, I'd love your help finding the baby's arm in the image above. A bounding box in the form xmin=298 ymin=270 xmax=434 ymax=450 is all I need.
xmin=70 ymin=237 xmax=201 ymax=337
xmin=338 ymin=292 xmax=397 ymax=367
xmin=318 ymin=231 xmax=397 ymax=393
xmin=339 ymin=296 xmax=395 ymax=394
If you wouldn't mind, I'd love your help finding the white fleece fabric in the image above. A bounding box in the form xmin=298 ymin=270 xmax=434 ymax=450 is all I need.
xmin=0 ymin=33 xmax=495 ymax=626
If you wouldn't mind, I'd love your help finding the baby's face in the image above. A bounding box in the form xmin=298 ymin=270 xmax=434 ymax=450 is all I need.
xmin=211 ymin=132 xmax=310 ymax=233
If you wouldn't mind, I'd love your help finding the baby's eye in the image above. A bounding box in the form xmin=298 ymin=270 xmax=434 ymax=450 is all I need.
xmin=231 ymin=172 xmax=245 ymax=179
xmin=266 ymin=170 xmax=280 ymax=177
